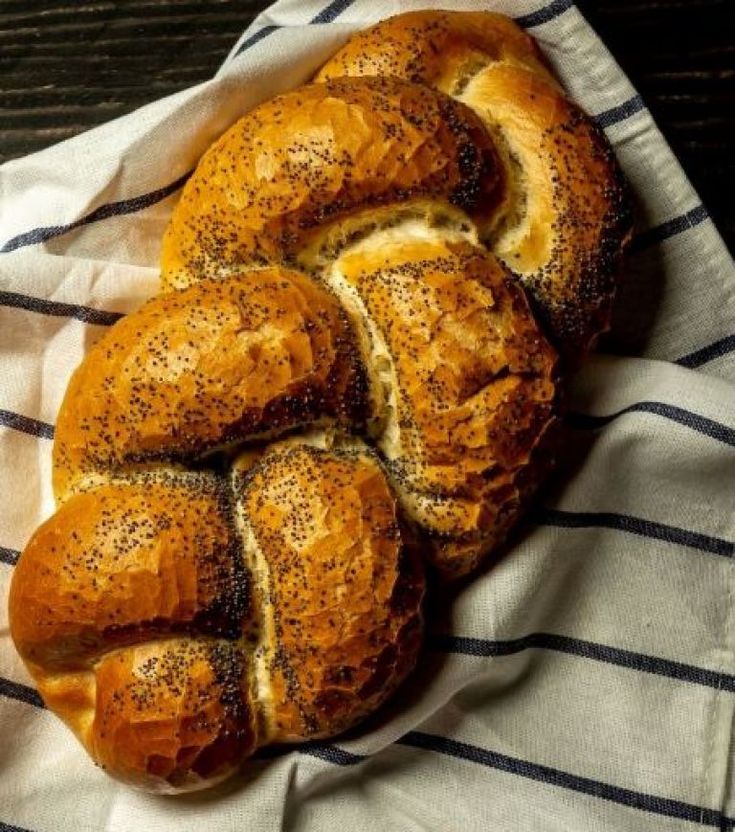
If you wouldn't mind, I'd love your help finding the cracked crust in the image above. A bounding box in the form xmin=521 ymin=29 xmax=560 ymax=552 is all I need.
xmin=235 ymin=441 xmax=423 ymax=742
xmin=160 ymin=76 xmax=503 ymax=291
xmin=315 ymin=10 xmax=633 ymax=354
xmin=326 ymin=234 xmax=558 ymax=577
xmin=10 ymin=443 xmax=422 ymax=791
xmin=10 ymin=473 xmax=256 ymax=793
xmin=52 ymin=269 xmax=366 ymax=503
xmin=9 ymin=9 xmax=631 ymax=794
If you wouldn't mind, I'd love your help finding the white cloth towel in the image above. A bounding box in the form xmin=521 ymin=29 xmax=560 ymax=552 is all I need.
xmin=1 ymin=2 xmax=734 ymax=830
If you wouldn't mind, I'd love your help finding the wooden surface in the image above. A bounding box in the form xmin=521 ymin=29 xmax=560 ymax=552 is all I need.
xmin=0 ymin=0 xmax=733 ymax=251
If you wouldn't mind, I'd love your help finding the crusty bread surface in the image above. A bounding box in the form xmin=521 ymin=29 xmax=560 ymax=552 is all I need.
xmin=316 ymin=10 xmax=632 ymax=353
xmin=9 ymin=9 xmax=631 ymax=793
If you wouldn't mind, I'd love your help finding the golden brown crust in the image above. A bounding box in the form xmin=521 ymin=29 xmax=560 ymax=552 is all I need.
xmin=90 ymin=640 xmax=255 ymax=793
xmin=10 ymin=472 xmax=255 ymax=792
xmin=328 ymin=236 xmax=557 ymax=577
xmin=160 ymin=75 xmax=503 ymax=290
xmin=459 ymin=66 xmax=632 ymax=353
xmin=9 ymin=474 xmax=245 ymax=671
xmin=315 ymin=10 xmax=633 ymax=355
xmin=52 ymin=269 xmax=365 ymax=502
xmin=236 ymin=442 xmax=423 ymax=741
xmin=29 ymin=641 xmax=256 ymax=794
xmin=314 ymin=10 xmax=557 ymax=92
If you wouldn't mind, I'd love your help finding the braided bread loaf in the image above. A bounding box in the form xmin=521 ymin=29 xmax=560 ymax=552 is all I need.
xmin=9 ymin=11 xmax=631 ymax=793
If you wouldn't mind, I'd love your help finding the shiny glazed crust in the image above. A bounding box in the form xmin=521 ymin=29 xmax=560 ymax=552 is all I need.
xmin=326 ymin=235 xmax=557 ymax=577
xmin=160 ymin=76 xmax=503 ymax=291
xmin=315 ymin=10 xmax=633 ymax=353
xmin=52 ymin=269 xmax=365 ymax=502
xmin=9 ymin=10 xmax=632 ymax=795
xmin=10 ymin=443 xmax=421 ymax=792
xmin=236 ymin=443 xmax=422 ymax=741
xmin=10 ymin=472 xmax=256 ymax=792
xmin=157 ymin=71 xmax=562 ymax=574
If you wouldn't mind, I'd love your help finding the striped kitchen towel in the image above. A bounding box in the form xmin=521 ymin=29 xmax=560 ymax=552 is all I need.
xmin=1 ymin=1 xmax=735 ymax=830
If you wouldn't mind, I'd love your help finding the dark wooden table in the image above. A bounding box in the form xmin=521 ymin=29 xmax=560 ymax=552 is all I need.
xmin=1 ymin=0 xmax=733 ymax=252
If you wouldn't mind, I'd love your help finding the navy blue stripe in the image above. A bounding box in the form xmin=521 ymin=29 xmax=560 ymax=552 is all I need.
xmin=235 ymin=0 xmax=357 ymax=58
xmin=0 ymin=547 xmax=20 ymax=566
xmin=593 ymin=94 xmax=646 ymax=129
xmin=535 ymin=507 xmax=734 ymax=558
xmin=432 ymin=633 xmax=735 ymax=692
xmin=0 ymin=678 xmax=44 ymax=710
xmin=233 ymin=24 xmax=280 ymax=57
xmin=1 ymin=675 xmax=732 ymax=828
xmin=396 ymin=732 xmax=733 ymax=829
xmin=310 ymin=0 xmax=357 ymax=24
xmin=4 ymin=0 xmax=359 ymax=254
xmin=676 ymin=335 xmax=735 ymax=369
xmin=631 ymin=204 xmax=709 ymax=253
xmin=0 ymin=410 xmax=54 ymax=441
xmin=0 ymin=171 xmax=192 ymax=255
xmin=515 ymin=0 xmax=575 ymax=28
xmin=0 ymin=291 xmax=123 ymax=326
xmin=0 ymin=676 xmax=364 ymax=768
xmin=300 ymin=743 xmax=366 ymax=766
xmin=568 ymin=401 xmax=735 ymax=448
xmin=0 ymin=822 xmax=36 ymax=832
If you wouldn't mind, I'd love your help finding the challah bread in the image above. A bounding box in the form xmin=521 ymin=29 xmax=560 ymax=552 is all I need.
xmin=9 ymin=9 xmax=632 ymax=794
xmin=315 ymin=10 xmax=633 ymax=353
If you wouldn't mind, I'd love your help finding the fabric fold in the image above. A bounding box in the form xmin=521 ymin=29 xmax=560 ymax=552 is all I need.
xmin=1 ymin=1 xmax=734 ymax=830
